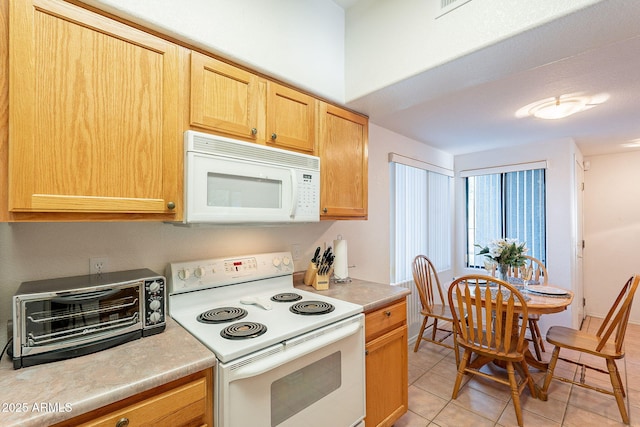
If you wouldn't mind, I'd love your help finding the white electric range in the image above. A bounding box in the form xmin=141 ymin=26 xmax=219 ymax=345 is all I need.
xmin=167 ymin=251 xmax=366 ymax=427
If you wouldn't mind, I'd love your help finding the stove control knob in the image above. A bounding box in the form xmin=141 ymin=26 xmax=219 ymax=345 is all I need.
xmin=282 ymin=256 xmax=291 ymax=266
xmin=149 ymin=311 xmax=162 ymax=323
xmin=177 ymin=269 xmax=190 ymax=280
xmin=272 ymin=257 xmax=282 ymax=268
xmin=148 ymin=280 xmax=161 ymax=293
xmin=149 ymin=299 xmax=161 ymax=311
xmin=194 ymin=267 xmax=205 ymax=278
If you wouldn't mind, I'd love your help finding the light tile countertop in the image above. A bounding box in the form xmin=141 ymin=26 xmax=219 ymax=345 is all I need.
xmin=0 ymin=318 xmax=216 ymax=427
xmin=294 ymin=276 xmax=411 ymax=312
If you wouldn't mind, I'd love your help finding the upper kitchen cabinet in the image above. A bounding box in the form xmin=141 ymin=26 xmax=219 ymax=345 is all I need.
xmin=318 ymin=103 xmax=368 ymax=220
xmin=190 ymin=52 xmax=265 ymax=141
xmin=4 ymin=0 xmax=185 ymax=221
xmin=189 ymin=52 xmax=316 ymax=154
xmin=266 ymin=82 xmax=316 ymax=154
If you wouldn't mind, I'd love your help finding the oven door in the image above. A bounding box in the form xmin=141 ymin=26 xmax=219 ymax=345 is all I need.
xmin=186 ymin=151 xmax=296 ymax=224
xmin=216 ymin=314 xmax=365 ymax=427
xmin=14 ymin=284 xmax=142 ymax=359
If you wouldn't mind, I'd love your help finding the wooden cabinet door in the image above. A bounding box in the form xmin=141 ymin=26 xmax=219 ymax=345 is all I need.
xmin=8 ymin=0 xmax=183 ymax=219
xmin=318 ymin=103 xmax=368 ymax=219
xmin=365 ymin=324 xmax=408 ymax=427
xmin=190 ymin=51 xmax=265 ymax=141
xmin=266 ymin=81 xmax=316 ymax=154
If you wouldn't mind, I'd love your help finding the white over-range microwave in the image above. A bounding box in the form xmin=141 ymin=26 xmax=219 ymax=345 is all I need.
xmin=183 ymin=130 xmax=320 ymax=224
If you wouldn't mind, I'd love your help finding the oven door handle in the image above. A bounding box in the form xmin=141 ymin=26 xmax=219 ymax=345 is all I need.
xmin=227 ymin=318 xmax=362 ymax=381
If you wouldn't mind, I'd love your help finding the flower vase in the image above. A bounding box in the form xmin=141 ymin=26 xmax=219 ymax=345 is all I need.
xmin=498 ymin=263 xmax=509 ymax=282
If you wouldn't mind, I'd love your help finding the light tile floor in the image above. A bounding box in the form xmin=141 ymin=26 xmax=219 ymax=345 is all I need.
xmin=395 ymin=317 xmax=640 ymax=426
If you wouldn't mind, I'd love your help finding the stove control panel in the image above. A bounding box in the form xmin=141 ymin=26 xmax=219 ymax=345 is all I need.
xmin=225 ymin=257 xmax=258 ymax=273
xmin=167 ymin=251 xmax=295 ymax=295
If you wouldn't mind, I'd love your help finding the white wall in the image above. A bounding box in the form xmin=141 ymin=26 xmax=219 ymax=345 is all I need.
xmin=583 ymin=151 xmax=640 ymax=323
xmin=455 ymin=138 xmax=582 ymax=332
xmin=82 ymin=0 xmax=346 ymax=102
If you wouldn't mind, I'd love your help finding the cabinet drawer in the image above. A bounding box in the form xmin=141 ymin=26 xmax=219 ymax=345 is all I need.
xmin=80 ymin=377 xmax=207 ymax=427
xmin=365 ymin=300 xmax=407 ymax=342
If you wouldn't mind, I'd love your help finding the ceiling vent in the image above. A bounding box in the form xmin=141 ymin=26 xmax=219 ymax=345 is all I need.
xmin=437 ymin=0 xmax=473 ymax=18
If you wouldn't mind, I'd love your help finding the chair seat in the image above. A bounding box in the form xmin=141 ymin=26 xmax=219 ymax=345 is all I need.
xmin=458 ymin=337 xmax=525 ymax=362
xmin=420 ymin=303 xmax=454 ymax=321
xmin=547 ymin=325 xmax=624 ymax=359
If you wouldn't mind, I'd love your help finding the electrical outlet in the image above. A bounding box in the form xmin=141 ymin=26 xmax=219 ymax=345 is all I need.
xmin=291 ymin=244 xmax=302 ymax=260
xmin=90 ymin=257 xmax=109 ymax=275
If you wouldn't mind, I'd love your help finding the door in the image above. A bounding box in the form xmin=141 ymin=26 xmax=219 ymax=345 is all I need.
xmin=365 ymin=324 xmax=408 ymax=427
xmin=186 ymin=153 xmax=295 ymax=223
xmin=217 ymin=316 xmax=365 ymax=427
xmin=8 ymin=0 xmax=182 ymax=217
xmin=574 ymin=156 xmax=585 ymax=327
xmin=266 ymin=82 xmax=316 ymax=154
xmin=190 ymin=52 xmax=264 ymax=140
xmin=318 ymin=103 xmax=369 ymax=219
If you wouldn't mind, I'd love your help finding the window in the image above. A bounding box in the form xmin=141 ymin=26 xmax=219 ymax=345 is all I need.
xmin=390 ymin=156 xmax=453 ymax=285
xmin=465 ymin=165 xmax=546 ymax=268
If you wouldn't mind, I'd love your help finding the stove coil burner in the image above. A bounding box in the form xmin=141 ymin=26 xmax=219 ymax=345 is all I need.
xmin=220 ymin=322 xmax=268 ymax=340
xmin=197 ymin=307 xmax=248 ymax=324
xmin=271 ymin=292 xmax=303 ymax=303
xmin=290 ymin=300 xmax=335 ymax=315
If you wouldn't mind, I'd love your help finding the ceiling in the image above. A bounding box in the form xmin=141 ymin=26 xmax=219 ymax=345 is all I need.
xmin=337 ymin=0 xmax=640 ymax=157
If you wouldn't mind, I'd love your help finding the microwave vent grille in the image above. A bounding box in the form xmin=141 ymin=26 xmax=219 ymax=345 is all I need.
xmin=192 ymin=135 xmax=319 ymax=172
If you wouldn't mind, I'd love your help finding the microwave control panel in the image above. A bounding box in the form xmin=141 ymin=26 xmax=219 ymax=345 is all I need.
xmin=295 ymin=171 xmax=319 ymax=219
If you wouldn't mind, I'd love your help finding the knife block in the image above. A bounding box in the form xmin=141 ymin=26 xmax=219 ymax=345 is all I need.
xmin=303 ymin=262 xmax=317 ymax=286
xmin=312 ymin=271 xmax=330 ymax=291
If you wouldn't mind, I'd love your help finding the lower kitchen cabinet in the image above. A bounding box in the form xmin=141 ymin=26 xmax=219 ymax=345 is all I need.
xmin=51 ymin=369 xmax=213 ymax=427
xmin=364 ymin=299 xmax=408 ymax=427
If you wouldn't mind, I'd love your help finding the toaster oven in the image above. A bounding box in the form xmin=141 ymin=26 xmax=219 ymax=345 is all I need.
xmin=11 ymin=269 xmax=165 ymax=369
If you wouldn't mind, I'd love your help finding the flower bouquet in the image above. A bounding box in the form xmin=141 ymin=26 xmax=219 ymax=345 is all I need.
xmin=476 ymin=238 xmax=528 ymax=280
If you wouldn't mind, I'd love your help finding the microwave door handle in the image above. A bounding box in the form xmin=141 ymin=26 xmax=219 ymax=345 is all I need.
xmin=290 ymin=170 xmax=298 ymax=218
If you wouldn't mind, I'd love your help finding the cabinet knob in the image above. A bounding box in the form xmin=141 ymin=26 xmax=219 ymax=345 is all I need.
xmin=251 ymin=128 xmax=257 ymax=135
xmin=167 ymin=201 xmax=176 ymax=210
xmin=323 ymin=208 xmax=328 ymax=213
xmin=115 ymin=418 xmax=130 ymax=427
xmin=385 ymin=311 xmax=391 ymax=317
xmin=271 ymin=133 xmax=277 ymax=140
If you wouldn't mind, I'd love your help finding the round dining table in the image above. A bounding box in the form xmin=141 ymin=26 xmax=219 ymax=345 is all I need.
xmin=519 ymin=285 xmax=574 ymax=370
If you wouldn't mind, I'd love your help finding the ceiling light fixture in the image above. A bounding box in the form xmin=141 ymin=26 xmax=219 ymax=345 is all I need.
xmin=621 ymin=139 xmax=640 ymax=148
xmin=515 ymin=93 xmax=609 ymax=120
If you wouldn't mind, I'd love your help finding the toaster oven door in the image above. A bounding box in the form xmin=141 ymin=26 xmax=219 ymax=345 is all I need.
xmin=15 ymin=285 xmax=143 ymax=360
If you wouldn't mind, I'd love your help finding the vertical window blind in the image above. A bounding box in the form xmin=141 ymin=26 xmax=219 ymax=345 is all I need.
xmin=390 ymin=157 xmax=453 ymax=285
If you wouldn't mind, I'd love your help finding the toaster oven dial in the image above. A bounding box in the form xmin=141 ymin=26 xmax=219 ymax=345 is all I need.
xmin=148 ymin=280 xmax=161 ymax=293
xmin=149 ymin=299 xmax=161 ymax=311
xmin=149 ymin=311 xmax=162 ymax=324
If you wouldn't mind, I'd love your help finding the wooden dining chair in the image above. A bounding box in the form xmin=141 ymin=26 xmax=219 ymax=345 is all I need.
xmin=412 ymin=255 xmax=458 ymax=365
xmin=488 ymin=255 xmax=549 ymax=361
xmin=520 ymin=255 xmax=548 ymax=361
xmin=539 ymin=275 xmax=640 ymax=424
xmin=448 ymin=275 xmax=536 ymax=427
